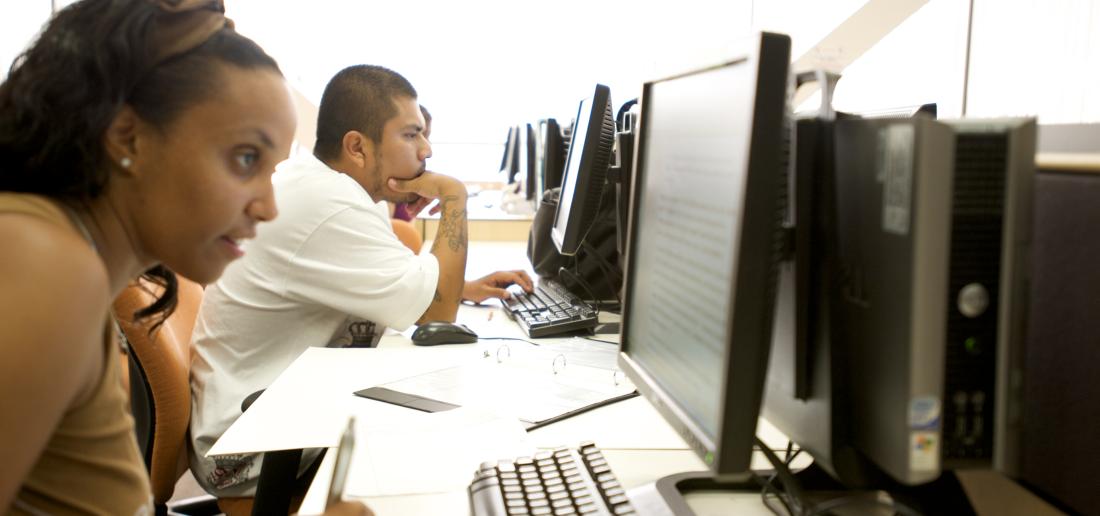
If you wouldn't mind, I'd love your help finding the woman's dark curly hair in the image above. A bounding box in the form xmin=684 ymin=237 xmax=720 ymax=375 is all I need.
xmin=0 ymin=0 xmax=282 ymax=329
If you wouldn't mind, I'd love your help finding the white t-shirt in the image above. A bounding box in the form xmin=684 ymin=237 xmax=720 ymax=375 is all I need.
xmin=188 ymin=153 xmax=439 ymax=496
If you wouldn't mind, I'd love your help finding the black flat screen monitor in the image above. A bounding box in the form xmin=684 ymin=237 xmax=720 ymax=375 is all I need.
xmin=499 ymin=126 xmax=514 ymax=173
xmin=542 ymin=118 xmax=566 ymax=191
xmin=524 ymin=123 xmax=538 ymax=201
xmin=551 ymin=84 xmax=614 ymax=256
xmin=617 ymin=31 xmax=792 ymax=479
xmin=500 ymin=126 xmax=522 ymax=184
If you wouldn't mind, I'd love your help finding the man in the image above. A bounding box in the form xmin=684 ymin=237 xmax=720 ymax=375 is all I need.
xmin=188 ymin=65 xmax=532 ymax=503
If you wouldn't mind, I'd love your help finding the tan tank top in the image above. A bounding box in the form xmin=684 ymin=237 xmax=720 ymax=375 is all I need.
xmin=1 ymin=193 xmax=153 ymax=516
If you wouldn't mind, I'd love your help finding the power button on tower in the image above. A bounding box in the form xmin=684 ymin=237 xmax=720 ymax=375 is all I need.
xmin=958 ymin=283 xmax=989 ymax=318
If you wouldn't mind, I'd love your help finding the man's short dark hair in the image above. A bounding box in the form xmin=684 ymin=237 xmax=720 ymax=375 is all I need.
xmin=314 ymin=64 xmax=417 ymax=162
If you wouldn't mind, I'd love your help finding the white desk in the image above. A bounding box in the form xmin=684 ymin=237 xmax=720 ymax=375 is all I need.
xmin=209 ymin=241 xmax=1052 ymax=515
xmin=206 ymin=241 xmax=799 ymax=515
xmin=209 ymin=302 xmax=794 ymax=516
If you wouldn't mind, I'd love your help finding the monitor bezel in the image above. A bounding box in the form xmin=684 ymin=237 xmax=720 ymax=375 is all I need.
xmin=616 ymin=31 xmax=792 ymax=479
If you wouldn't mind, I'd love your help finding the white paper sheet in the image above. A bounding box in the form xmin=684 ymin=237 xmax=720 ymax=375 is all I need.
xmin=379 ymin=346 xmax=636 ymax=426
xmin=344 ymin=407 xmax=532 ymax=497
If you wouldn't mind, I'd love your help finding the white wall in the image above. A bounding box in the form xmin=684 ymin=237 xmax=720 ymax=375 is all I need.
xmin=0 ymin=2 xmax=51 ymax=81
xmin=967 ymin=0 xmax=1100 ymax=122
xmin=4 ymin=1 xmax=1100 ymax=179
xmin=226 ymin=0 xmax=757 ymax=144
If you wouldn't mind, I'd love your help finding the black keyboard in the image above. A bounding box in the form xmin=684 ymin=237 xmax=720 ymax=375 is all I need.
xmin=503 ymin=279 xmax=598 ymax=338
xmin=468 ymin=442 xmax=636 ymax=516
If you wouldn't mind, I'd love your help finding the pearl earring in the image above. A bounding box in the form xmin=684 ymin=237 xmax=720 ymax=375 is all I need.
xmin=120 ymin=157 xmax=132 ymax=169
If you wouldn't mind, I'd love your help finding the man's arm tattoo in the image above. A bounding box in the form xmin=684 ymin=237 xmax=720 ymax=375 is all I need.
xmin=434 ymin=195 xmax=468 ymax=253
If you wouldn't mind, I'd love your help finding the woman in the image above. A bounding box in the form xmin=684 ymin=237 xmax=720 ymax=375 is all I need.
xmin=0 ymin=0 xmax=366 ymax=514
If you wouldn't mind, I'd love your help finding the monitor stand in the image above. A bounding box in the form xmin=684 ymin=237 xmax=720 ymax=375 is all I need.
xmin=593 ymin=322 xmax=620 ymax=335
xmin=625 ymin=470 xmax=761 ymax=516
xmin=627 ymin=463 xmax=980 ymax=515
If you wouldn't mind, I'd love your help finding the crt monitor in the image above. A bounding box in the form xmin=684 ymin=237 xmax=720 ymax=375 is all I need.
xmin=551 ymin=84 xmax=615 ymax=256
xmin=617 ymin=31 xmax=792 ymax=480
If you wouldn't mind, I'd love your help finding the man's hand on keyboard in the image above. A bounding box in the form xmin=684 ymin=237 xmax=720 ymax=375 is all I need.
xmin=463 ymin=270 xmax=534 ymax=303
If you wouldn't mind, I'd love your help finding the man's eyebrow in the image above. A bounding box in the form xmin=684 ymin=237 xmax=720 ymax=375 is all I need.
xmin=401 ymin=123 xmax=423 ymax=133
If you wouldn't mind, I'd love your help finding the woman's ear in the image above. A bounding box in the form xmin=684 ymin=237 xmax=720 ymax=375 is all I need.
xmin=103 ymin=105 xmax=141 ymax=176
xmin=341 ymin=131 xmax=375 ymax=169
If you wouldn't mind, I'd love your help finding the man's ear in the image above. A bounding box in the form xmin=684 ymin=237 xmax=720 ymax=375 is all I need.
xmin=342 ymin=131 xmax=375 ymax=169
xmin=103 ymin=105 xmax=142 ymax=177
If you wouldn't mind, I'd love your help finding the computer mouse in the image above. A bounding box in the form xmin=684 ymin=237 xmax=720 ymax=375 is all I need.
xmin=411 ymin=321 xmax=479 ymax=346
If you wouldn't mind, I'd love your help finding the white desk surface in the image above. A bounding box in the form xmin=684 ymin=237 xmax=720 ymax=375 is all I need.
xmin=269 ymin=304 xmax=793 ymax=515
xmin=210 ymin=240 xmax=1052 ymax=515
xmin=207 ymin=241 xmax=798 ymax=515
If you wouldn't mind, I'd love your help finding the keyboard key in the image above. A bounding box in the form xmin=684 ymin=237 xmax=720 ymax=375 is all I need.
xmin=553 ymin=507 xmax=577 ymax=515
xmin=577 ymin=504 xmax=600 ymax=514
xmin=612 ymin=505 xmax=634 ymax=515
xmin=530 ymin=295 xmax=547 ymax=310
xmin=607 ymin=494 xmax=628 ymax=506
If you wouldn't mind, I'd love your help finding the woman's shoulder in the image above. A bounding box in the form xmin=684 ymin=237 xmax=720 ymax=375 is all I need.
xmin=0 ymin=203 xmax=109 ymax=306
xmin=0 ymin=197 xmax=110 ymax=402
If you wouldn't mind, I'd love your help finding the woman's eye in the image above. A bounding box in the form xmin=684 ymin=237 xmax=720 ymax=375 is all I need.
xmin=235 ymin=151 xmax=258 ymax=170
